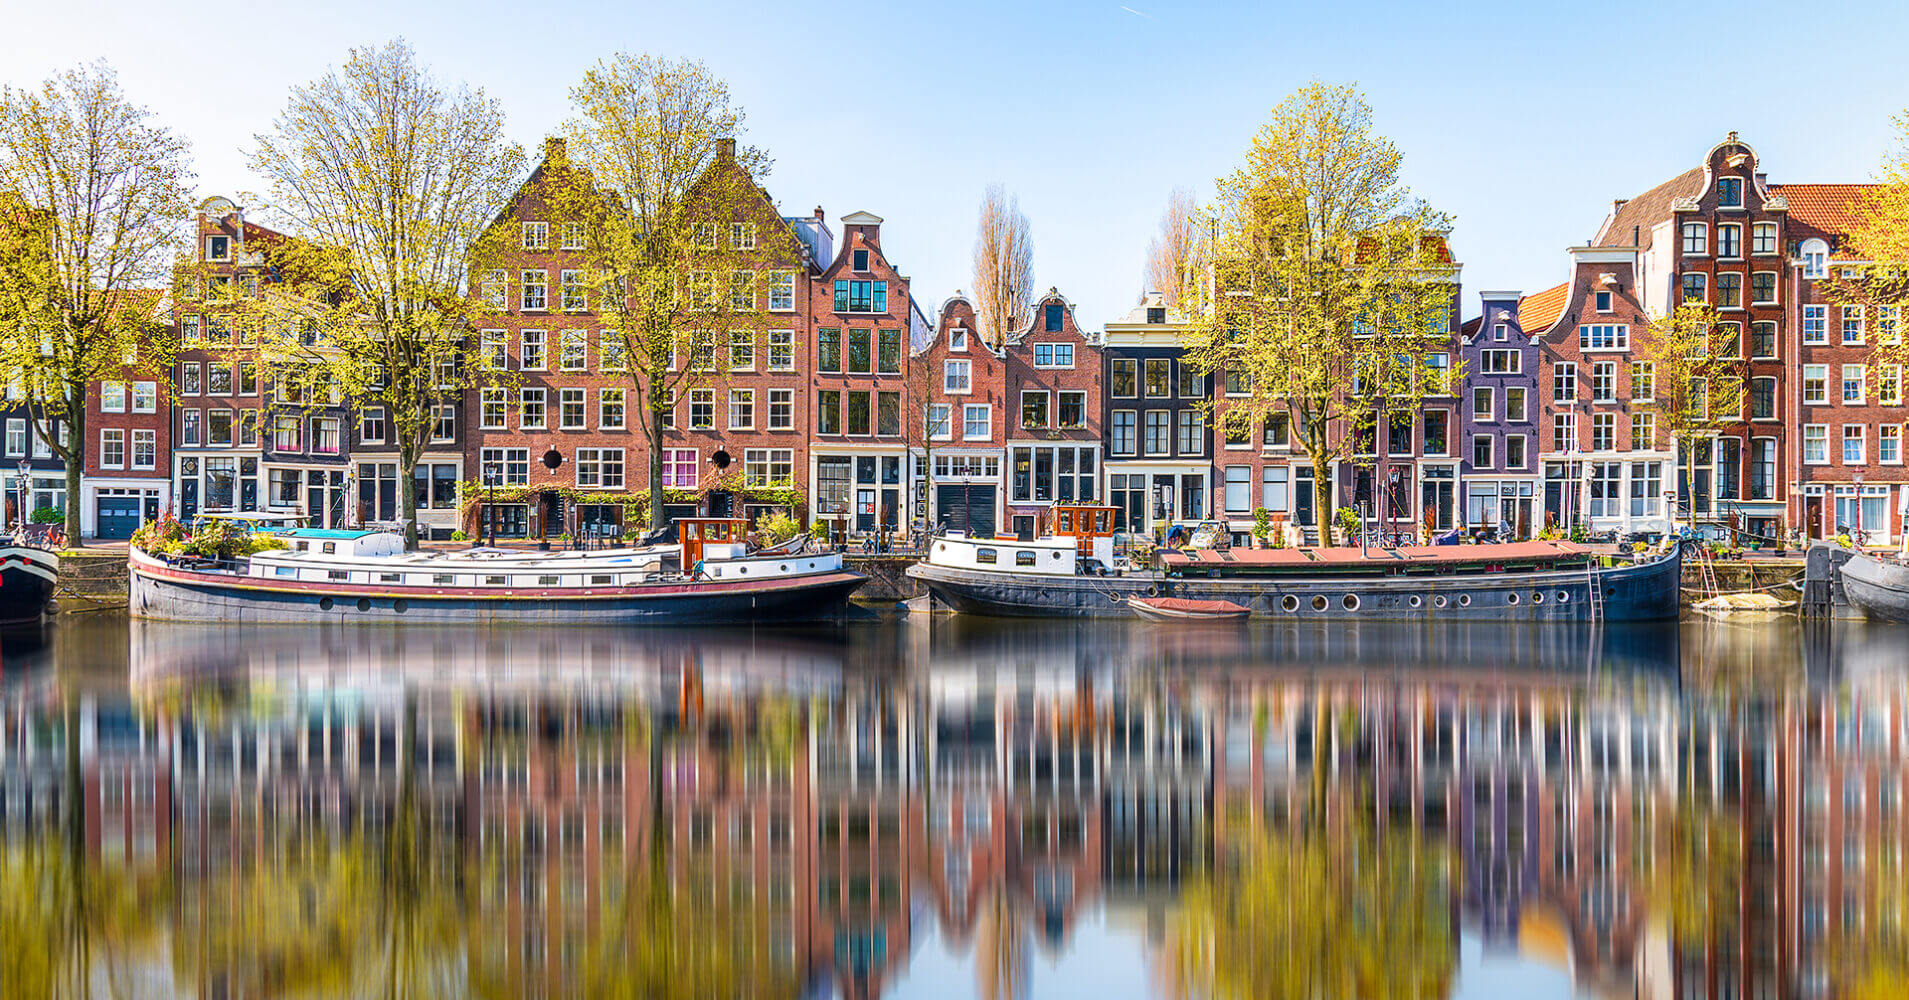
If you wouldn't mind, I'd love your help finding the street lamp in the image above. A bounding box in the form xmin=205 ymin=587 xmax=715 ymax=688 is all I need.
xmin=1852 ymin=470 xmax=1865 ymax=547
xmin=482 ymin=463 xmax=500 ymax=549
xmin=15 ymin=460 xmax=29 ymax=537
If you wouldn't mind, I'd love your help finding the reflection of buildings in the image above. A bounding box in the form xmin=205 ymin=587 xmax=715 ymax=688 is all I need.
xmin=0 ymin=619 xmax=1903 ymax=998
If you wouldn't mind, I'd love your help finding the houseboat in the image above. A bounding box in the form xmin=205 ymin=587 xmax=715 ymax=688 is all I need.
xmin=905 ymin=505 xmax=1681 ymax=622
xmin=0 ymin=537 xmax=59 ymax=626
xmin=1834 ymin=549 xmax=1909 ymax=623
xmin=131 ymin=518 xmax=866 ymax=626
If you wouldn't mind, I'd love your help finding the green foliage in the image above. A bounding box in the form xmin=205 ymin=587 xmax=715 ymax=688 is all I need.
xmin=1334 ymin=506 xmax=1361 ymax=541
xmin=28 ymin=506 xmax=63 ymax=525
xmin=449 ymin=529 xmax=468 ymax=542
xmin=754 ymin=510 xmax=801 ymax=545
xmin=1251 ymin=507 xmax=1271 ymax=543
xmin=132 ymin=512 xmax=288 ymax=559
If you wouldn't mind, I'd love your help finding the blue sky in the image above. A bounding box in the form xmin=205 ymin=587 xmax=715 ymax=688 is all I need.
xmin=7 ymin=0 xmax=1907 ymax=324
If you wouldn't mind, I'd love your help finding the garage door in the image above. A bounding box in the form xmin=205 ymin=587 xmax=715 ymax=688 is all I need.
xmin=935 ymin=484 xmax=996 ymax=538
xmin=96 ymin=496 xmax=143 ymax=540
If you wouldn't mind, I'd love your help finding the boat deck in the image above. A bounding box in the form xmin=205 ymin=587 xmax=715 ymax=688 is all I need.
xmin=1159 ymin=541 xmax=1591 ymax=575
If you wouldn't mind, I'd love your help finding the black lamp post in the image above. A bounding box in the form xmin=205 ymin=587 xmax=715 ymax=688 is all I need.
xmin=482 ymin=463 xmax=499 ymax=549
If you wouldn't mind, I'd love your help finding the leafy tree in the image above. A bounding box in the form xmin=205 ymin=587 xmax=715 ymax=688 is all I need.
xmin=1635 ymin=302 xmax=1746 ymax=532
xmin=1827 ymin=110 xmax=1909 ymax=432
xmin=245 ymin=40 xmax=525 ymax=549
xmin=1180 ymin=83 xmax=1459 ymax=529
xmin=549 ymin=54 xmax=779 ymax=531
xmin=0 ymin=63 xmax=190 ymax=546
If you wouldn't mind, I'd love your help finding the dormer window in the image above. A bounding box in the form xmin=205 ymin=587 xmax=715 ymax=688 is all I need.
xmin=1492 ymin=322 xmax=1507 ymax=341
xmin=1147 ymin=307 xmax=1165 ymax=324
xmin=205 ymin=235 xmax=230 ymax=261
xmin=950 ymin=325 xmax=967 ymax=351
xmin=852 ymin=248 xmax=870 ymax=272
xmin=1595 ymin=290 xmax=1613 ymax=313
xmin=1801 ymin=238 xmax=1829 ymax=280
xmin=1717 ymin=177 xmax=1743 ymax=208
xmin=1045 ymin=303 xmax=1063 ymax=332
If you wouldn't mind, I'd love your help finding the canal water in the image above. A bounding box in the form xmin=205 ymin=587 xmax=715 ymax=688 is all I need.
xmin=1 ymin=614 xmax=1904 ymax=999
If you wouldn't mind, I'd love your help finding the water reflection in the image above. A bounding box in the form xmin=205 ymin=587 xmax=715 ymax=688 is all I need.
xmin=0 ymin=617 xmax=1904 ymax=999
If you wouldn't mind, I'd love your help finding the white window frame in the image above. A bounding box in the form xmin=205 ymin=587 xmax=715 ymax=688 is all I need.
xmin=1843 ymin=305 xmax=1866 ymax=345
xmin=767 ymin=329 xmax=795 ymax=371
xmin=944 ymin=359 xmax=972 ymax=394
xmin=1751 ymin=222 xmax=1778 ymax=255
xmin=729 ymin=329 xmax=755 ymax=372
xmin=1843 ymin=364 xmax=1866 ymax=405
xmin=481 ymin=388 xmax=507 ymax=430
xmin=767 ymin=388 xmax=794 ymax=430
xmin=1879 ymin=424 xmax=1902 ymax=465
xmin=361 ymin=405 xmax=386 ymax=444
xmin=1032 ymin=342 xmax=1075 ymax=369
xmin=962 ymin=403 xmax=991 ymax=441
xmin=131 ymin=429 xmax=155 ymax=470
xmin=520 ymin=388 xmax=547 ymax=430
xmin=99 ymin=428 xmax=125 ymax=469
xmin=522 ymin=221 xmax=548 ymax=250
xmin=1802 ymin=424 xmax=1828 ymax=465
xmin=521 ymin=329 xmax=547 ymax=371
xmin=927 ymin=403 xmax=952 ymax=441
xmin=1802 ymin=365 xmax=1828 ymax=405
xmin=1843 ymin=424 xmax=1866 ymax=466
xmin=599 ymin=388 xmax=625 ymax=430
xmin=729 ymin=389 xmax=755 ymax=431
xmin=520 ymin=269 xmax=548 ymax=311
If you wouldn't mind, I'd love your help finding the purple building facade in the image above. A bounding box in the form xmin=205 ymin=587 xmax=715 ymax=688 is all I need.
xmin=1459 ymin=288 xmax=1551 ymax=538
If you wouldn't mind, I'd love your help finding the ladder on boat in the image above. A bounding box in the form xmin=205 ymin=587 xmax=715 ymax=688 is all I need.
xmin=1586 ymin=558 xmax=1604 ymax=621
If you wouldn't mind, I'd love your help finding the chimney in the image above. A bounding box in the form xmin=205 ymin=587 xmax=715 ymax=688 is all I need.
xmin=1756 ymin=172 xmax=1768 ymax=187
xmin=544 ymin=137 xmax=566 ymax=163
xmin=716 ymin=137 xmax=736 ymax=160
xmin=814 ymin=206 xmax=825 ymax=223
xmin=1612 ymin=198 xmax=1628 ymax=214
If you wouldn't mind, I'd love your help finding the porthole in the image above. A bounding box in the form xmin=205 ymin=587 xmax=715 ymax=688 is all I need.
xmin=1282 ymin=595 xmax=1300 ymax=612
xmin=1052 ymin=551 xmax=1063 ymax=560
xmin=1506 ymin=592 xmax=1519 ymax=606
xmin=1408 ymin=595 xmax=1422 ymax=608
xmin=1532 ymin=592 xmax=1545 ymax=604
xmin=1311 ymin=595 xmax=1328 ymax=611
xmin=780 ymin=564 xmax=789 ymax=572
xmin=739 ymin=566 xmax=747 ymax=574
xmin=356 ymin=598 xmax=372 ymax=612
xmin=1433 ymin=595 xmax=1448 ymax=609
xmin=1458 ymin=594 xmax=1472 ymax=607
xmin=319 ymin=597 xmax=334 ymax=611
xmin=1341 ymin=594 xmax=1360 ymax=611
xmin=393 ymin=599 xmax=409 ymax=613
xmin=1557 ymin=591 xmax=1571 ymax=602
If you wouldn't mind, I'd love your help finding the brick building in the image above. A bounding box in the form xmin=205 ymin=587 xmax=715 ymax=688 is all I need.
xmin=914 ymin=294 xmax=1007 ymax=536
xmin=807 ymin=211 xmax=927 ymax=541
xmin=82 ymin=288 xmax=172 ymax=539
xmin=173 ymin=198 xmax=354 ymax=527
xmin=1001 ymin=290 xmax=1103 ymax=540
xmin=466 ymin=138 xmax=825 ymax=540
xmin=1778 ymin=183 xmax=1897 ymax=543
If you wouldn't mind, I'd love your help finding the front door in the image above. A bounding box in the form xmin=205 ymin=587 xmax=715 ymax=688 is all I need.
xmin=96 ymin=496 xmax=141 ymax=540
xmin=1013 ymin=515 xmax=1036 ymax=541
xmin=881 ymin=488 xmax=899 ymax=531
xmin=707 ymin=490 xmax=733 ymax=518
xmin=1805 ymin=495 xmax=1824 ymax=539
xmin=855 ymin=489 xmax=875 ymax=533
xmin=542 ymin=492 xmax=564 ymax=538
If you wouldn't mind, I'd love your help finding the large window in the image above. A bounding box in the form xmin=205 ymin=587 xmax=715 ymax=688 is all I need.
xmin=481 ymin=388 xmax=507 ymax=429
xmin=768 ymin=389 xmax=793 ymax=430
xmin=816 ymin=390 xmax=840 ymax=434
xmin=1058 ymin=392 xmax=1085 ymax=429
xmin=1143 ymin=359 xmax=1170 ymax=397
xmin=600 ymin=388 xmax=625 ymax=429
xmin=728 ymin=330 xmax=755 ymax=371
xmin=817 ymin=458 xmax=851 ymax=515
xmin=1802 ymin=366 xmax=1828 ymax=405
xmin=1111 ymin=359 xmax=1137 ymax=397
xmin=944 ymin=359 xmax=971 ymax=393
xmin=689 ymin=389 xmax=715 ymax=429
xmin=1552 ymin=362 xmax=1576 ymax=402
xmin=1021 ymin=391 xmax=1050 ymax=430
xmin=1033 ymin=343 xmax=1074 ymax=367
xmin=1482 ymin=350 xmax=1520 ymax=374
xmin=1176 ymin=410 xmax=1204 ymax=455
xmin=928 ymin=404 xmax=951 ymax=440
xmin=1803 ymin=425 xmax=1827 ymax=464
xmin=877 ymin=391 xmax=900 ymax=436
xmin=1803 ymin=305 xmax=1827 ymax=344
xmin=1716 ymin=224 xmax=1741 ymax=258
xmin=1716 ymin=272 xmax=1742 ymax=308
xmin=1843 ymin=305 xmax=1865 ymax=344
xmin=1143 ymin=411 xmax=1170 ymax=455
xmin=100 ymin=429 xmax=124 ymax=469
xmin=1843 ymin=365 xmax=1866 ymax=404
xmin=561 ymin=388 xmax=586 ymax=429
xmin=663 ymin=448 xmax=697 ymax=488
xmin=833 ymin=279 xmax=887 ymax=313
xmin=1750 ymin=377 xmax=1777 ymax=419
xmin=846 ymin=391 xmax=870 ymax=435
xmin=132 ymin=430 xmax=155 ymax=470
xmin=1750 ymin=272 xmax=1776 ymax=304
xmin=1578 ymin=325 xmax=1628 ymax=351
xmin=1681 ymin=223 xmax=1706 ymax=255
xmin=1009 ymin=445 xmax=1096 ymax=502
xmin=1261 ymin=466 xmax=1289 ymax=512
xmin=818 ymin=328 xmax=842 ymax=372
xmin=768 ymin=329 xmax=795 ymax=370
xmin=1590 ymin=413 xmax=1615 ymax=451
xmin=1224 ymin=465 xmax=1252 ymax=514
xmin=521 ymin=388 xmax=546 ymax=429
xmin=963 ymin=404 xmax=990 ymax=440
xmin=520 ymin=270 xmax=547 ymax=311
xmin=769 ymin=271 xmax=796 ymax=311
xmin=1505 ymin=387 xmax=1527 ymax=422
xmin=1589 ymin=462 xmax=1623 ymax=518
xmin=1843 ymin=425 xmax=1865 ymax=465
xmin=1111 ymin=411 xmax=1136 ymax=455
xmin=745 ymin=449 xmax=794 ymax=487
xmin=575 ymin=448 xmax=625 ymax=489
xmin=878 ymin=328 xmax=901 ymax=373
xmin=480 ymin=447 xmax=529 ymax=485
xmin=1591 ymin=360 xmax=1617 ymax=402
xmin=729 ymin=389 xmax=754 ymax=430
xmin=1681 ymin=273 xmax=1706 ymax=304
xmin=1751 ymin=222 xmax=1777 ymax=255
xmin=311 ymin=417 xmax=341 ymax=455
xmin=521 ymin=329 xmax=547 ymax=370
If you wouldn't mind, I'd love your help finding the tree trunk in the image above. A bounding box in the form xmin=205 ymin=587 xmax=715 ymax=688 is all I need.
xmin=62 ymin=408 xmax=84 ymax=549
xmin=1312 ymin=453 xmax=1333 ymax=545
xmin=398 ymin=437 xmax=422 ymax=551
xmin=648 ymin=394 xmax=667 ymax=532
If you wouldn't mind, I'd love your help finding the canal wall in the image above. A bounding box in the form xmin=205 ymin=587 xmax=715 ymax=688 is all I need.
xmin=1681 ymin=558 xmax=1804 ymax=600
xmin=845 ymin=555 xmax=924 ymax=603
xmin=55 ymin=548 xmax=130 ymax=613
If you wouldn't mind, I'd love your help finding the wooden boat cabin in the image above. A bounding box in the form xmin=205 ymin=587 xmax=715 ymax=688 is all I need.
xmin=929 ymin=504 xmax=1120 ymax=577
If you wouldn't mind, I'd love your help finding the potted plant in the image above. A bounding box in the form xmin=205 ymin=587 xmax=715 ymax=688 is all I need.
xmin=1251 ymin=507 xmax=1272 ymax=548
xmin=1333 ymin=506 xmax=1360 ymax=547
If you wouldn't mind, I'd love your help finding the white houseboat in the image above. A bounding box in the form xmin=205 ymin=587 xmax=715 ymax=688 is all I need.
xmin=131 ymin=518 xmax=866 ymax=626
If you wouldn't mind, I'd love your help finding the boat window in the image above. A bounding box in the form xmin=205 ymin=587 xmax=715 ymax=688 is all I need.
xmin=1532 ymin=592 xmax=1545 ymax=604
xmin=322 ymin=542 xmax=337 ymax=554
xmin=379 ymin=573 xmax=401 ymax=583
xmin=1057 ymin=511 xmax=1074 ymax=532
xmin=538 ymin=575 xmax=560 ymax=586
xmin=590 ymin=575 xmax=612 ymax=585
xmin=295 ymin=541 xmax=309 ymax=551
xmin=486 ymin=576 xmax=506 ymax=585
xmin=328 ymin=570 xmax=350 ymax=581
xmin=1408 ymin=595 xmax=1422 ymax=608
xmin=1311 ymin=595 xmax=1328 ymax=611
xmin=1434 ymin=595 xmax=1448 ymax=608
xmin=275 ymin=567 xmax=296 ymax=578
xmin=1341 ymin=594 xmax=1359 ymax=611
xmin=1281 ymin=595 xmax=1299 ymax=612
xmin=1458 ymin=594 xmax=1472 ymax=606
xmin=1506 ymin=593 xmax=1520 ymax=605
xmin=977 ymin=548 xmax=997 ymax=564
xmin=1557 ymin=591 xmax=1571 ymax=602
xmin=1016 ymin=551 xmax=1037 ymax=567
xmin=433 ymin=574 xmax=455 ymax=585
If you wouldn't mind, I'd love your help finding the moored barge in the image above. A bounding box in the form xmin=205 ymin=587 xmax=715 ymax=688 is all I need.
xmin=906 ymin=505 xmax=1680 ymax=622
xmin=131 ymin=518 xmax=866 ymax=626
xmin=0 ymin=539 xmax=59 ymax=626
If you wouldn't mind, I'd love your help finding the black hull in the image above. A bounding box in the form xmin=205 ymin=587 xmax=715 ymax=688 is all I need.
xmin=907 ymin=551 xmax=1681 ymax=622
xmin=1836 ymin=552 xmax=1909 ymax=623
xmin=0 ymin=547 xmax=58 ymax=626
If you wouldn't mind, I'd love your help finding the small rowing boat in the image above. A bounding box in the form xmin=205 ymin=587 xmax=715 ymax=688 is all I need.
xmin=1127 ymin=596 xmax=1251 ymax=622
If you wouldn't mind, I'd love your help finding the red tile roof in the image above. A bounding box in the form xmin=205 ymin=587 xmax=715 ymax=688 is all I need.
xmin=1516 ymin=282 xmax=1569 ymax=333
xmin=1770 ymin=183 xmax=1881 ymax=241
xmin=1595 ymin=167 xmax=1705 ymax=250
